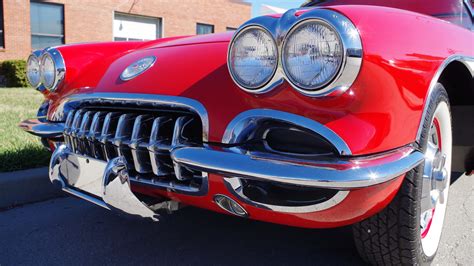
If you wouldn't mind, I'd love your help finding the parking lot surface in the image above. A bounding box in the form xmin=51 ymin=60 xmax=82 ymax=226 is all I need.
xmin=0 ymin=174 xmax=472 ymax=265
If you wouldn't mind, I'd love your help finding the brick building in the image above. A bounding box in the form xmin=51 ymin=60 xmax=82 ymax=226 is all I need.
xmin=0 ymin=0 xmax=251 ymax=61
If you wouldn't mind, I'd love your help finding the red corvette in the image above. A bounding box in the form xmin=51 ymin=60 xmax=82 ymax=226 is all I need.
xmin=20 ymin=0 xmax=473 ymax=264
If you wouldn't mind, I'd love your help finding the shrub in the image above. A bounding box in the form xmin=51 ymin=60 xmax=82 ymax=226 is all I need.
xmin=0 ymin=60 xmax=29 ymax=87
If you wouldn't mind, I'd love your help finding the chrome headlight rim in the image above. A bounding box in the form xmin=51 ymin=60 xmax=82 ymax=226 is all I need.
xmin=26 ymin=50 xmax=43 ymax=88
xmin=227 ymin=25 xmax=280 ymax=93
xmin=40 ymin=47 xmax=66 ymax=92
xmin=281 ymin=18 xmax=345 ymax=93
xmin=281 ymin=9 xmax=363 ymax=97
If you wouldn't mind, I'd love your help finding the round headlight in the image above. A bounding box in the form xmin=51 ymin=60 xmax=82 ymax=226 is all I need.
xmin=40 ymin=53 xmax=56 ymax=89
xmin=39 ymin=48 xmax=66 ymax=91
xmin=26 ymin=54 xmax=41 ymax=88
xmin=282 ymin=20 xmax=344 ymax=91
xmin=228 ymin=27 xmax=278 ymax=91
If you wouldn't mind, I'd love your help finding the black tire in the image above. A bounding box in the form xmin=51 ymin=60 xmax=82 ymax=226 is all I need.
xmin=352 ymin=83 xmax=450 ymax=265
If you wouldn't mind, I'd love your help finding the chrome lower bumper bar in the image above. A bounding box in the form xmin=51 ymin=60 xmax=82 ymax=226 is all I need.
xmin=50 ymin=145 xmax=179 ymax=221
xmin=172 ymin=146 xmax=424 ymax=189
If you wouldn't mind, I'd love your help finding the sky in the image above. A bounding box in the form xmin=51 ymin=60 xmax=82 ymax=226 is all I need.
xmin=245 ymin=0 xmax=307 ymax=17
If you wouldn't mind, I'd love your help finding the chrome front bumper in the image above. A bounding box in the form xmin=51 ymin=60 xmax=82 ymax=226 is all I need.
xmin=21 ymin=103 xmax=426 ymax=219
xmin=23 ymin=118 xmax=424 ymax=191
xmin=49 ymin=145 xmax=179 ymax=221
xmin=172 ymin=146 xmax=424 ymax=189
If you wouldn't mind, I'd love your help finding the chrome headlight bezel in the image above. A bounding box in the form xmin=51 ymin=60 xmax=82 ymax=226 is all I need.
xmin=227 ymin=25 xmax=279 ymax=93
xmin=39 ymin=48 xmax=66 ymax=92
xmin=227 ymin=8 xmax=363 ymax=97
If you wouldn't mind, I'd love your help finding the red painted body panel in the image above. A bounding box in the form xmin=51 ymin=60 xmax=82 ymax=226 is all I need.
xmin=42 ymin=5 xmax=473 ymax=228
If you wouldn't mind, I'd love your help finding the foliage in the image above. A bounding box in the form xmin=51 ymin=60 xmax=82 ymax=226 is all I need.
xmin=0 ymin=60 xmax=29 ymax=88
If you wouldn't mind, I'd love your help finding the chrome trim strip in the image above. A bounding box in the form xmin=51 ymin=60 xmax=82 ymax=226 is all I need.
xmin=227 ymin=8 xmax=362 ymax=97
xmin=171 ymin=146 xmax=424 ymax=189
xmin=222 ymin=109 xmax=352 ymax=156
xmin=49 ymin=92 xmax=209 ymax=142
xmin=18 ymin=119 xmax=65 ymax=138
xmin=223 ymin=177 xmax=349 ymax=213
xmin=416 ymin=55 xmax=474 ymax=141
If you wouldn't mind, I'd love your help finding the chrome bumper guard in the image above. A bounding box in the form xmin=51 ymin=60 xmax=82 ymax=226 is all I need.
xmin=50 ymin=145 xmax=179 ymax=221
xmin=172 ymin=146 xmax=424 ymax=189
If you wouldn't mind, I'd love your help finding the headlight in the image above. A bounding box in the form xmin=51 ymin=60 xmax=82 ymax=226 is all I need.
xmin=282 ymin=20 xmax=343 ymax=91
xmin=228 ymin=26 xmax=278 ymax=91
xmin=40 ymin=48 xmax=66 ymax=91
xmin=40 ymin=53 xmax=55 ymax=89
xmin=26 ymin=52 xmax=41 ymax=88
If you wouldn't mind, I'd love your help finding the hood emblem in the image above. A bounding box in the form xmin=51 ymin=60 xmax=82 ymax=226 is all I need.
xmin=120 ymin=56 xmax=157 ymax=81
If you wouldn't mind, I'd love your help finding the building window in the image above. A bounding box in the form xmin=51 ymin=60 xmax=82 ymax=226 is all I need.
xmin=196 ymin=23 xmax=214 ymax=35
xmin=30 ymin=2 xmax=65 ymax=50
xmin=114 ymin=13 xmax=162 ymax=41
xmin=0 ymin=0 xmax=4 ymax=48
xmin=226 ymin=27 xmax=238 ymax=32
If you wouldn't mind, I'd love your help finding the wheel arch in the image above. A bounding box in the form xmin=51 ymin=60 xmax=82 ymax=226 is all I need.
xmin=418 ymin=55 xmax=474 ymax=174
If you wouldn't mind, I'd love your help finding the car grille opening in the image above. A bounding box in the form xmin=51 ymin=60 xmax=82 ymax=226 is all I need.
xmin=63 ymin=105 xmax=205 ymax=194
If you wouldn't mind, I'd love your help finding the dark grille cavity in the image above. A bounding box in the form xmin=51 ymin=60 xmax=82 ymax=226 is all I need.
xmin=63 ymin=107 xmax=205 ymax=194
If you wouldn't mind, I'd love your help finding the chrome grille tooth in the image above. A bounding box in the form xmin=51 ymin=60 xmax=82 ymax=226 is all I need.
xmin=64 ymin=111 xmax=75 ymax=149
xmin=130 ymin=115 xmax=153 ymax=174
xmin=88 ymin=112 xmax=103 ymax=141
xmin=78 ymin=111 xmax=93 ymax=154
xmin=65 ymin=111 xmax=75 ymax=129
xmin=113 ymin=113 xmax=137 ymax=168
xmin=100 ymin=112 xmax=119 ymax=161
xmin=172 ymin=116 xmax=194 ymax=181
xmin=88 ymin=112 xmax=104 ymax=159
xmin=70 ymin=110 xmax=83 ymax=153
xmin=171 ymin=116 xmax=190 ymax=148
xmin=148 ymin=117 xmax=173 ymax=176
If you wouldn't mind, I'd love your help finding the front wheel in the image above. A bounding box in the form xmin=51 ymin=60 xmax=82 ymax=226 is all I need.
xmin=352 ymin=83 xmax=452 ymax=265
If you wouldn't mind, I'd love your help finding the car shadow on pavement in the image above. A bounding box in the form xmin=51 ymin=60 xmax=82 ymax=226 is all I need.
xmin=0 ymin=197 xmax=366 ymax=265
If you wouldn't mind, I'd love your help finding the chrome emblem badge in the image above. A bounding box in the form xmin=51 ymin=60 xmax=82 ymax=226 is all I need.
xmin=120 ymin=56 xmax=157 ymax=81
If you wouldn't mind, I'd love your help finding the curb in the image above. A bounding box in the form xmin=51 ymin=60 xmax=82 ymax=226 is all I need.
xmin=0 ymin=167 xmax=62 ymax=210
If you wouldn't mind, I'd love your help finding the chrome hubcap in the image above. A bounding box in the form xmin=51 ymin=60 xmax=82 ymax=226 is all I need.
xmin=421 ymin=120 xmax=447 ymax=237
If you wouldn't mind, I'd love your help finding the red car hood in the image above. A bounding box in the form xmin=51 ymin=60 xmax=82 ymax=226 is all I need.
xmin=91 ymin=34 xmax=234 ymax=96
xmin=144 ymin=32 xmax=234 ymax=49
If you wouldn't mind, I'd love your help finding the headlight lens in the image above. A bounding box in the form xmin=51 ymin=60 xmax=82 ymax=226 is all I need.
xmin=228 ymin=27 xmax=278 ymax=90
xmin=283 ymin=20 xmax=343 ymax=91
xmin=26 ymin=54 xmax=41 ymax=88
xmin=40 ymin=53 xmax=56 ymax=89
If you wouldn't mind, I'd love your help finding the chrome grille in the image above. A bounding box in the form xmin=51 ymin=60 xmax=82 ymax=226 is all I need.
xmin=63 ymin=107 xmax=205 ymax=194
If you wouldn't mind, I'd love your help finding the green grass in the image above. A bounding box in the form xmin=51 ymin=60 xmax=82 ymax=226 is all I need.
xmin=0 ymin=88 xmax=51 ymax=172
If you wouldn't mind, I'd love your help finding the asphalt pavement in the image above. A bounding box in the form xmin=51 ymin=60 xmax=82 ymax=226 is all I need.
xmin=0 ymin=174 xmax=472 ymax=266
